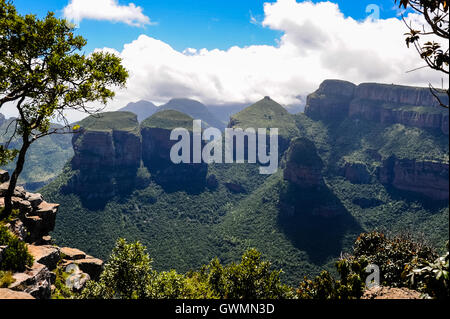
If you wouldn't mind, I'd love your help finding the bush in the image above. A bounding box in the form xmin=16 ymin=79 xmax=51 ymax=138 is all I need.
xmin=0 ymin=226 xmax=33 ymax=272
xmin=405 ymin=242 xmax=449 ymax=299
xmin=80 ymin=238 xmax=154 ymax=299
xmin=80 ymin=239 xmax=291 ymax=299
xmin=0 ymin=271 xmax=15 ymax=288
xmin=296 ymin=255 xmax=368 ymax=299
xmin=353 ymin=231 xmax=437 ymax=287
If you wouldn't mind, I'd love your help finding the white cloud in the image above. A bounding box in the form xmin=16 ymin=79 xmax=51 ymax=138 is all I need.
xmin=64 ymin=0 xmax=450 ymax=115
xmin=63 ymin=0 xmax=151 ymax=27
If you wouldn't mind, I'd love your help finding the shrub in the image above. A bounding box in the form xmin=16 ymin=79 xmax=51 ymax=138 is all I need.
xmin=353 ymin=231 xmax=437 ymax=287
xmin=296 ymin=255 xmax=368 ymax=299
xmin=405 ymin=242 xmax=449 ymax=299
xmin=0 ymin=271 xmax=15 ymax=288
xmin=0 ymin=226 xmax=33 ymax=272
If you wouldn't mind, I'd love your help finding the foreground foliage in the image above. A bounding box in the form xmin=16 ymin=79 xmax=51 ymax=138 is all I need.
xmin=0 ymin=225 xmax=33 ymax=272
xmin=80 ymin=234 xmax=449 ymax=299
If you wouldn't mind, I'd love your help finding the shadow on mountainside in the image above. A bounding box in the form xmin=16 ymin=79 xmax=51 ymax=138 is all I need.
xmin=277 ymin=182 xmax=362 ymax=265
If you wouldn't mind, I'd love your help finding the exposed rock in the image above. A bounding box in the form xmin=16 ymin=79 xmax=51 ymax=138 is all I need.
xmin=69 ymin=112 xmax=141 ymax=199
xmin=6 ymin=219 xmax=27 ymax=241
xmin=0 ymin=288 xmax=35 ymax=299
xmin=362 ymin=286 xmax=423 ymax=299
xmin=379 ymin=156 xmax=449 ymax=200
xmin=25 ymin=192 xmax=43 ymax=209
xmin=27 ymin=245 xmax=60 ymax=270
xmin=225 ymin=182 xmax=246 ymax=194
xmin=0 ymin=170 xmax=9 ymax=183
xmin=305 ymin=80 xmax=449 ymax=134
xmin=1 ymin=172 xmax=58 ymax=243
xmin=60 ymin=247 xmax=86 ymax=260
xmin=9 ymin=262 xmax=52 ymax=299
xmin=341 ymin=162 xmax=372 ymax=184
xmin=23 ymin=201 xmax=59 ymax=243
xmin=206 ymin=174 xmax=219 ymax=189
xmin=283 ymin=138 xmax=324 ymax=188
xmin=304 ymin=80 xmax=356 ymax=120
xmin=141 ymin=111 xmax=207 ymax=186
xmin=72 ymin=257 xmax=103 ymax=281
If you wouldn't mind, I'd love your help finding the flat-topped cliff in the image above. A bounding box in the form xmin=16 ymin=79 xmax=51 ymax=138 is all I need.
xmin=305 ymin=80 xmax=449 ymax=134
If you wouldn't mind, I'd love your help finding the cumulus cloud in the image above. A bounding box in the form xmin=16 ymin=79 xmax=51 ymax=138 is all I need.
xmin=63 ymin=0 xmax=151 ymax=27
xmin=78 ymin=0 xmax=450 ymax=112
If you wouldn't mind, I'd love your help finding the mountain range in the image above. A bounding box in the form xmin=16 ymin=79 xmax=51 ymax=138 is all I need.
xmin=31 ymin=79 xmax=448 ymax=285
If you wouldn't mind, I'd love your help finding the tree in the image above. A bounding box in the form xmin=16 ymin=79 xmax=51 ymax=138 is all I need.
xmin=81 ymin=239 xmax=154 ymax=299
xmin=0 ymin=0 xmax=128 ymax=219
xmin=396 ymin=0 xmax=449 ymax=108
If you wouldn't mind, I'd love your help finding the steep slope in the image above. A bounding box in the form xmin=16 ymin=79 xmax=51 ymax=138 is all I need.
xmin=159 ymin=98 xmax=225 ymax=130
xmin=119 ymin=100 xmax=158 ymax=122
xmin=40 ymin=81 xmax=449 ymax=286
xmin=229 ymin=96 xmax=300 ymax=152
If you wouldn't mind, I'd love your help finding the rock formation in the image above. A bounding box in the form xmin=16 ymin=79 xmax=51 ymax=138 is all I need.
xmin=305 ymin=80 xmax=449 ymax=134
xmin=0 ymin=170 xmax=103 ymax=299
xmin=340 ymin=161 xmax=372 ymax=184
xmin=283 ymin=138 xmax=324 ymax=188
xmin=141 ymin=110 xmax=207 ymax=187
xmin=378 ymin=156 xmax=449 ymax=200
xmin=69 ymin=112 xmax=141 ymax=199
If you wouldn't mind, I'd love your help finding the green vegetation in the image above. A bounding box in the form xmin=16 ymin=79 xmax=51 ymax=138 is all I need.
xmin=0 ymin=225 xmax=33 ymax=272
xmin=0 ymin=118 xmax=73 ymax=190
xmin=0 ymin=271 xmax=15 ymax=288
xmin=0 ymin=0 xmax=128 ymax=219
xmin=80 ymin=235 xmax=448 ymax=299
xmin=230 ymin=98 xmax=299 ymax=140
xmin=80 ymin=238 xmax=291 ymax=299
xmin=42 ymin=105 xmax=449 ymax=286
xmin=141 ymin=110 xmax=195 ymax=131
xmin=77 ymin=112 xmax=139 ymax=133
xmin=159 ymin=98 xmax=225 ymax=130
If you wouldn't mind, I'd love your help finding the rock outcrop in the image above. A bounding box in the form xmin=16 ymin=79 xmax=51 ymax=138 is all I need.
xmin=283 ymin=138 xmax=324 ymax=188
xmin=379 ymin=156 xmax=449 ymax=200
xmin=305 ymin=80 xmax=449 ymax=134
xmin=1 ymin=175 xmax=57 ymax=243
xmin=0 ymin=173 xmax=103 ymax=299
xmin=340 ymin=161 xmax=372 ymax=184
xmin=69 ymin=112 xmax=141 ymax=199
xmin=141 ymin=110 xmax=207 ymax=187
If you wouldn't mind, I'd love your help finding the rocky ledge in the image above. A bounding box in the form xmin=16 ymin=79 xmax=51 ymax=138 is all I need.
xmin=378 ymin=156 xmax=449 ymax=201
xmin=0 ymin=169 xmax=103 ymax=299
xmin=305 ymin=80 xmax=449 ymax=135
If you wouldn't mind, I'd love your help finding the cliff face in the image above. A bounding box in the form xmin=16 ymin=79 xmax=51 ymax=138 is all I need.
xmin=305 ymin=80 xmax=449 ymax=134
xmin=69 ymin=112 xmax=141 ymax=199
xmin=379 ymin=156 xmax=449 ymax=200
xmin=141 ymin=110 xmax=207 ymax=187
xmin=283 ymin=138 xmax=324 ymax=188
xmin=304 ymin=80 xmax=356 ymax=120
xmin=72 ymin=112 xmax=141 ymax=171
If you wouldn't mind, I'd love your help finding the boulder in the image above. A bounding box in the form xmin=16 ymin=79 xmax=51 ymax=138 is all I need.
xmin=60 ymin=247 xmax=86 ymax=260
xmin=25 ymin=192 xmax=43 ymax=209
xmin=73 ymin=257 xmax=104 ymax=281
xmin=27 ymin=245 xmax=60 ymax=270
xmin=9 ymin=262 xmax=52 ymax=299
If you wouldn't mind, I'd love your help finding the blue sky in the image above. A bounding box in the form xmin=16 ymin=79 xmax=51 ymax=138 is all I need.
xmin=6 ymin=0 xmax=441 ymax=120
xmin=13 ymin=0 xmax=406 ymax=53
